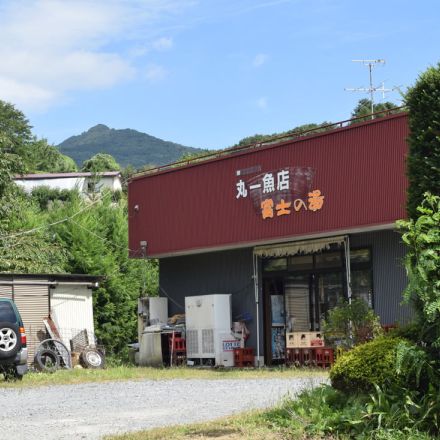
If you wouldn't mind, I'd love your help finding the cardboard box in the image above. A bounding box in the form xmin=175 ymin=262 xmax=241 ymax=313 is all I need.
xmin=286 ymin=331 xmax=324 ymax=348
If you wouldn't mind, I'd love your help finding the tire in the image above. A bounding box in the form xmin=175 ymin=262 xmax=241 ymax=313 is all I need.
xmin=80 ymin=348 xmax=105 ymax=369
xmin=0 ymin=322 xmax=21 ymax=360
xmin=34 ymin=349 xmax=60 ymax=372
xmin=37 ymin=339 xmax=72 ymax=369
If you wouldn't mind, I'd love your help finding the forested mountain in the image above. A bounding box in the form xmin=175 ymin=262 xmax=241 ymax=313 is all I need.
xmin=57 ymin=124 xmax=204 ymax=168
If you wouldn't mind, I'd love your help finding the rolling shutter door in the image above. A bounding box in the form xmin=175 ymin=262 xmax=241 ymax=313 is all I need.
xmin=0 ymin=285 xmax=12 ymax=299
xmin=14 ymin=282 xmax=50 ymax=365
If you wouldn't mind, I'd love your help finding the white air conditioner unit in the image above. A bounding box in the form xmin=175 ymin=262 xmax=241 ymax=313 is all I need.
xmin=185 ymin=294 xmax=236 ymax=366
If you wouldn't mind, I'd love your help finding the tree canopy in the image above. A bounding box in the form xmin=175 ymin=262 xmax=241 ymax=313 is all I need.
xmin=405 ymin=62 xmax=440 ymax=218
xmin=350 ymin=98 xmax=398 ymax=122
xmin=81 ymin=153 xmax=121 ymax=172
xmin=0 ymin=100 xmax=155 ymax=357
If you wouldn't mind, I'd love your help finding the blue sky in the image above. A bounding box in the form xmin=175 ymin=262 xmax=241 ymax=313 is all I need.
xmin=0 ymin=0 xmax=438 ymax=151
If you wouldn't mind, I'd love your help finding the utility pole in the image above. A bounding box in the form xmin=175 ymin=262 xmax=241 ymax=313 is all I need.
xmin=345 ymin=59 xmax=392 ymax=119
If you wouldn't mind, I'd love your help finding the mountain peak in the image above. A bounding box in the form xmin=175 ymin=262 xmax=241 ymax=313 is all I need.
xmin=88 ymin=124 xmax=110 ymax=133
xmin=58 ymin=125 xmax=204 ymax=168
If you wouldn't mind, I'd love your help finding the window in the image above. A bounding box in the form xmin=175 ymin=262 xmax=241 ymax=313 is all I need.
xmin=288 ymin=255 xmax=313 ymax=271
xmin=350 ymin=248 xmax=371 ymax=265
xmin=0 ymin=302 xmax=17 ymax=323
xmin=263 ymin=258 xmax=287 ymax=272
xmin=315 ymin=251 xmax=342 ymax=269
xmin=351 ymin=269 xmax=373 ymax=307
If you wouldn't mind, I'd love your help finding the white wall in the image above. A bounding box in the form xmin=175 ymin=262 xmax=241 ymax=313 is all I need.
xmin=50 ymin=284 xmax=96 ymax=350
xmin=15 ymin=176 xmax=122 ymax=195
xmin=15 ymin=177 xmax=86 ymax=193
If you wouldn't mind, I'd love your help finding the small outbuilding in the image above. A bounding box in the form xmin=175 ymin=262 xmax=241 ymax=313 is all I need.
xmin=0 ymin=273 xmax=101 ymax=365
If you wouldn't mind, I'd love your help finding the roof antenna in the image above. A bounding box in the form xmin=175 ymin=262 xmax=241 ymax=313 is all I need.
xmin=345 ymin=59 xmax=392 ymax=119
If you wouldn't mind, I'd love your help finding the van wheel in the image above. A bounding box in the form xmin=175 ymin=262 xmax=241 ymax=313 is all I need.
xmin=0 ymin=322 xmax=21 ymax=360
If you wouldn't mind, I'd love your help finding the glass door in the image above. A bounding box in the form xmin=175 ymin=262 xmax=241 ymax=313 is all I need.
xmin=263 ymin=278 xmax=286 ymax=364
xmin=314 ymin=272 xmax=345 ymax=328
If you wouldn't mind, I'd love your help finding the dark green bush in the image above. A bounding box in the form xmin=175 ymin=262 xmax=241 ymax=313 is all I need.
xmin=323 ymin=298 xmax=383 ymax=348
xmin=330 ymin=337 xmax=407 ymax=393
xmin=31 ymin=186 xmax=76 ymax=210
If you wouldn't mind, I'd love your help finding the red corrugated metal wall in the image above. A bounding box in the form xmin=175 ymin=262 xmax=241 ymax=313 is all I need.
xmin=129 ymin=113 xmax=408 ymax=257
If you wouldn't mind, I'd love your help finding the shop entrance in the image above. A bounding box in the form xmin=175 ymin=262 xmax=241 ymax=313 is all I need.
xmin=261 ymin=246 xmax=373 ymax=365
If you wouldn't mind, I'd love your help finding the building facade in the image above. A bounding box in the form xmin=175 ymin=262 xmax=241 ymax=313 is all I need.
xmin=14 ymin=171 xmax=122 ymax=195
xmin=128 ymin=113 xmax=410 ymax=365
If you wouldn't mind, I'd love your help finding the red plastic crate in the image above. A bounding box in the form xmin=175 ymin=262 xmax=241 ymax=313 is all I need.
xmin=169 ymin=336 xmax=186 ymax=353
xmin=234 ymin=348 xmax=254 ymax=367
xmin=314 ymin=347 xmax=334 ymax=368
xmin=286 ymin=348 xmax=302 ymax=365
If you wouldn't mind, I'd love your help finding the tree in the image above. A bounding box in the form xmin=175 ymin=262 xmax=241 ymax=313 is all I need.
xmin=81 ymin=153 xmax=121 ymax=172
xmin=48 ymin=192 xmax=153 ymax=354
xmin=350 ymin=99 xmax=398 ymax=122
xmin=405 ymin=63 xmax=440 ymax=219
xmin=234 ymin=123 xmax=332 ymax=148
xmin=0 ymin=101 xmax=31 ymax=199
xmin=29 ymin=139 xmax=78 ymax=173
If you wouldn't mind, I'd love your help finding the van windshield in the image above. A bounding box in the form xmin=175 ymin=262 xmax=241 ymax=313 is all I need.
xmin=0 ymin=302 xmax=17 ymax=323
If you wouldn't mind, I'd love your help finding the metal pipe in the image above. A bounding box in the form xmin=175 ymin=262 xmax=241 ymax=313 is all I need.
xmin=253 ymin=253 xmax=261 ymax=368
xmin=0 ymin=281 xmax=99 ymax=287
xmin=344 ymin=235 xmax=352 ymax=303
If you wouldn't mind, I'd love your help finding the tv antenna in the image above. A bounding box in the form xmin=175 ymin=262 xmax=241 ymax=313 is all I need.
xmin=345 ymin=59 xmax=392 ymax=119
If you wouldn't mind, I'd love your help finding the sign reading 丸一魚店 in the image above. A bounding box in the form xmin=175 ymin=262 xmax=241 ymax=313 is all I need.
xmin=235 ymin=166 xmax=324 ymax=220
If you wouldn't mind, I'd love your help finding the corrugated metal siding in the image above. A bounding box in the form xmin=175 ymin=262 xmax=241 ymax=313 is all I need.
xmin=50 ymin=285 xmax=95 ymax=349
xmin=160 ymin=229 xmax=411 ymax=360
xmin=160 ymin=247 xmax=265 ymax=353
xmin=129 ymin=114 xmax=409 ymax=257
xmin=350 ymin=230 xmax=411 ymax=324
xmin=0 ymin=285 xmax=12 ymax=299
xmin=13 ymin=282 xmax=49 ymax=365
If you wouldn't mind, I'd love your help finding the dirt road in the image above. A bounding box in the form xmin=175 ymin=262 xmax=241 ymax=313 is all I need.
xmin=0 ymin=377 xmax=325 ymax=439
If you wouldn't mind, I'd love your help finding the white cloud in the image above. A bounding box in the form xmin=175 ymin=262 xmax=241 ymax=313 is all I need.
xmin=152 ymin=37 xmax=174 ymax=51
xmin=145 ymin=64 xmax=168 ymax=82
xmin=253 ymin=53 xmax=268 ymax=67
xmin=0 ymin=0 xmax=190 ymax=111
xmin=256 ymin=97 xmax=268 ymax=109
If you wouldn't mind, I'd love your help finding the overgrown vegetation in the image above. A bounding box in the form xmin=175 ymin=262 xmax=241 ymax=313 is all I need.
xmin=406 ymin=62 xmax=440 ymax=218
xmin=398 ymin=193 xmax=440 ymax=348
xmin=323 ymin=298 xmax=383 ymax=348
xmin=0 ymin=100 xmax=158 ymax=357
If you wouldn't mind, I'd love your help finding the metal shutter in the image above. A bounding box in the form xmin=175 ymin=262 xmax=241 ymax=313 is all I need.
xmin=0 ymin=285 xmax=12 ymax=299
xmin=14 ymin=282 xmax=50 ymax=365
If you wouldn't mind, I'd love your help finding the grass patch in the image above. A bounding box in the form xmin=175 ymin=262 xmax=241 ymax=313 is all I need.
xmin=104 ymin=386 xmax=437 ymax=440
xmin=104 ymin=409 xmax=295 ymax=440
xmin=0 ymin=365 xmax=327 ymax=389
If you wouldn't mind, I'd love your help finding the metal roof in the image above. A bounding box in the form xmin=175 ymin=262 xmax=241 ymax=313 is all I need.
xmin=14 ymin=172 xmax=120 ymax=180
xmin=128 ymin=112 xmax=409 ymax=258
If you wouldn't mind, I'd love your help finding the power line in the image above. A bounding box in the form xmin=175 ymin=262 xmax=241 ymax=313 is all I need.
xmin=0 ymin=190 xmax=112 ymax=241
xmin=68 ymin=218 xmax=139 ymax=253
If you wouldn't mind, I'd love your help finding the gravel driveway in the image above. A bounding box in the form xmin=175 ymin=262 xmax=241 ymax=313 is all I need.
xmin=0 ymin=377 xmax=325 ymax=439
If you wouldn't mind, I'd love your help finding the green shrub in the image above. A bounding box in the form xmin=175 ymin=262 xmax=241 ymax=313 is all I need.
xmin=323 ymin=298 xmax=383 ymax=348
xmin=330 ymin=337 xmax=407 ymax=393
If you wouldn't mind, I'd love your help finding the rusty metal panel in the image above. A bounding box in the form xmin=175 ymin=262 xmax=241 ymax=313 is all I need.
xmin=129 ymin=113 xmax=409 ymax=257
